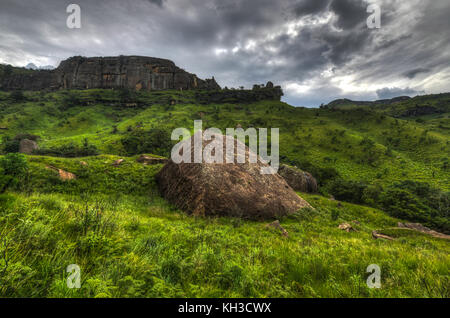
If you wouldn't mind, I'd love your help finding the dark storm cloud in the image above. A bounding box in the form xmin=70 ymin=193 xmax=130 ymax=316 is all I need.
xmin=403 ymin=68 xmax=431 ymax=79
xmin=0 ymin=0 xmax=449 ymax=107
xmin=376 ymin=87 xmax=423 ymax=100
xmin=294 ymin=0 xmax=330 ymax=16
xmin=147 ymin=0 xmax=165 ymax=7
xmin=329 ymin=0 xmax=367 ymax=30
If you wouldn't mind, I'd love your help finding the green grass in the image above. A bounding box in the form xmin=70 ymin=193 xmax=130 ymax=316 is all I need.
xmin=1 ymin=90 xmax=448 ymax=190
xmin=0 ymin=155 xmax=448 ymax=298
xmin=0 ymin=89 xmax=449 ymax=298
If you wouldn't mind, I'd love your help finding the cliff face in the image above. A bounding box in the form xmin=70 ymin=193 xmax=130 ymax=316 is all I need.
xmin=0 ymin=56 xmax=220 ymax=91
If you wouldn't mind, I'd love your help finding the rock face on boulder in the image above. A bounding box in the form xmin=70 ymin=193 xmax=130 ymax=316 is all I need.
xmin=156 ymin=133 xmax=311 ymax=219
xmin=278 ymin=164 xmax=318 ymax=193
xmin=19 ymin=139 xmax=39 ymax=154
xmin=1 ymin=56 xmax=220 ymax=91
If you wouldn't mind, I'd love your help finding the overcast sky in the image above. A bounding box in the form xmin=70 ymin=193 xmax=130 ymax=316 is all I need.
xmin=0 ymin=0 xmax=449 ymax=107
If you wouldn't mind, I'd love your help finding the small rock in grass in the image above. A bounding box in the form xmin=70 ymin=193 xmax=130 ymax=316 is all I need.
xmin=113 ymin=159 xmax=124 ymax=167
xmin=266 ymin=220 xmax=289 ymax=237
xmin=136 ymin=155 xmax=168 ymax=165
xmin=45 ymin=165 xmax=76 ymax=181
xmin=372 ymin=230 xmax=394 ymax=240
xmin=338 ymin=223 xmax=355 ymax=232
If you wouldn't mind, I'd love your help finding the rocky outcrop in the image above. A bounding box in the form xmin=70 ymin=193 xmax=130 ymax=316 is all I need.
xmin=399 ymin=106 xmax=444 ymax=117
xmin=397 ymin=223 xmax=450 ymax=239
xmin=156 ymin=133 xmax=311 ymax=219
xmin=278 ymin=164 xmax=318 ymax=193
xmin=0 ymin=56 xmax=220 ymax=91
xmin=19 ymin=139 xmax=39 ymax=154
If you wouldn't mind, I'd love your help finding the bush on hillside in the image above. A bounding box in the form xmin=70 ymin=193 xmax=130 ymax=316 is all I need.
xmin=35 ymin=138 xmax=99 ymax=158
xmin=326 ymin=178 xmax=449 ymax=234
xmin=380 ymin=181 xmax=449 ymax=233
xmin=3 ymin=64 xmax=13 ymax=77
xmin=121 ymin=128 xmax=172 ymax=157
xmin=328 ymin=179 xmax=367 ymax=204
xmin=282 ymin=157 xmax=340 ymax=188
xmin=9 ymin=90 xmax=26 ymax=102
xmin=118 ymin=88 xmax=138 ymax=103
xmin=60 ymin=92 xmax=81 ymax=110
xmin=1 ymin=134 xmax=40 ymax=153
xmin=0 ymin=153 xmax=28 ymax=193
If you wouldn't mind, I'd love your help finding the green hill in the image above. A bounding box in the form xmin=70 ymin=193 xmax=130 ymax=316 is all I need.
xmin=0 ymin=89 xmax=448 ymax=297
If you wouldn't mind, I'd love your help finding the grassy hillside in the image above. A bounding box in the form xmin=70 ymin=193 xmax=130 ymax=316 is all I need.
xmin=0 ymin=154 xmax=448 ymax=297
xmin=1 ymin=90 xmax=448 ymax=187
xmin=0 ymin=89 xmax=449 ymax=297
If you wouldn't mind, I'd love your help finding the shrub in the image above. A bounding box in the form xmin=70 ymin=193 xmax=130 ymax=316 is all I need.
xmin=331 ymin=209 xmax=340 ymax=221
xmin=121 ymin=128 xmax=172 ymax=156
xmin=118 ymin=88 xmax=137 ymax=103
xmin=0 ymin=153 xmax=28 ymax=193
xmin=3 ymin=64 xmax=13 ymax=77
xmin=2 ymin=134 xmax=41 ymax=154
xmin=9 ymin=90 xmax=26 ymax=102
xmin=61 ymin=92 xmax=81 ymax=110
xmin=282 ymin=158 xmax=339 ymax=187
xmin=328 ymin=179 xmax=368 ymax=204
xmin=35 ymin=139 xmax=98 ymax=158
xmin=378 ymin=181 xmax=449 ymax=233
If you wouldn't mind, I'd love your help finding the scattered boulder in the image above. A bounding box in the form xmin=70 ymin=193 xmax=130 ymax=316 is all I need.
xmin=397 ymin=222 xmax=450 ymax=239
xmin=372 ymin=230 xmax=394 ymax=240
xmin=19 ymin=139 xmax=39 ymax=154
xmin=136 ymin=155 xmax=169 ymax=165
xmin=266 ymin=220 xmax=289 ymax=237
xmin=156 ymin=133 xmax=311 ymax=219
xmin=80 ymin=161 xmax=88 ymax=166
xmin=398 ymin=222 xmax=429 ymax=232
xmin=338 ymin=223 xmax=355 ymax=232
xmin=59 ymin=169 xmax=76 ymax=180
xmin=113 ymin=159 xmax=124 ymax=167
xmin=46 ymin=165 xmax=76 ymax=181
xmin=278 ymin=164 xmax=318 ymax=193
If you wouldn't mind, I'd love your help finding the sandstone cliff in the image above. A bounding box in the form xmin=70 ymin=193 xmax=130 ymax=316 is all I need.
xmin=0 ymin=56 xmax=220 ymax=91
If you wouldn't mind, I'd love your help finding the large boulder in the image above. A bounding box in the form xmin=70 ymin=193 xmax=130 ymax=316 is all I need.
xmin=278 ymin=164 xmax=318 ymax=193
xmin=19 ymin=139 xmax=39 ymax=154
xmin=156 ymin=133 xmax=311 ymax=219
